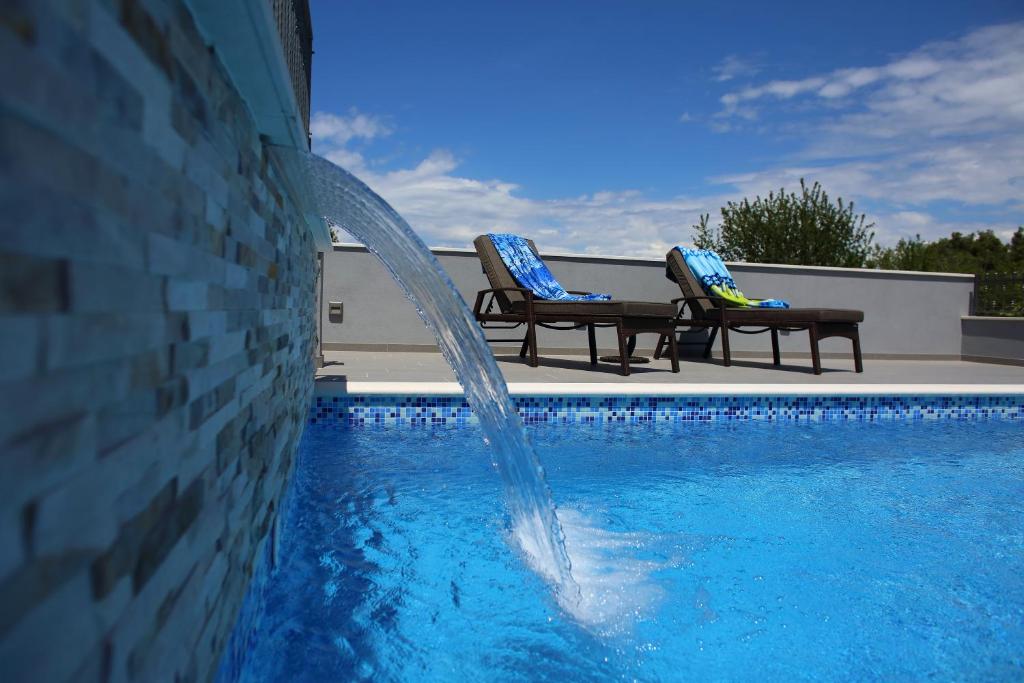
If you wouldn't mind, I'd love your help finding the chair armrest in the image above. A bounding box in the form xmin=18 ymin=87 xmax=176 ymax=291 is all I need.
xmin=476 ymin=287 xmax=533 ymax=295
xmin=473 ymin=287 xmax=534 ymax=315
xmin=668 ymin=295 xmax=733 ymax=323
xmin=670 ymin=295 xmax=729 ymax=309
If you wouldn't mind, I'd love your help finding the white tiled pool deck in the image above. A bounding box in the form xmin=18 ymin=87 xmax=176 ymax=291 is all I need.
xmin=316 ymin=351 xmax=1024 ymax=396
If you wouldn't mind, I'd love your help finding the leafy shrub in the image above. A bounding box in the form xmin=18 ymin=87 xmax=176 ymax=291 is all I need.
xmin=693 ymin=179 xmax=875 ymax=268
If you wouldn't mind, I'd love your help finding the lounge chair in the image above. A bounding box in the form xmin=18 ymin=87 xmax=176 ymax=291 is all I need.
xmin=472 ymin=234 xmax=680 ymax=376
xmin=655 ymin=248 xmax=864 ymax=374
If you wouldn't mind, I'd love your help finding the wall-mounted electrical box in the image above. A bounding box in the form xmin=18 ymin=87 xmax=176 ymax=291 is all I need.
xmin=329 ymin=301 xmax=343 ymax=323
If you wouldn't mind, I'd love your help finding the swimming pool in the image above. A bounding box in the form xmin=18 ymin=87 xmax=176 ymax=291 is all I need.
xmin=223 ymin=401 xmax=1024 ymax=681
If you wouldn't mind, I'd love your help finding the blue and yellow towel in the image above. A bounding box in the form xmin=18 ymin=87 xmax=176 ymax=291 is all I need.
xmin=488 ymin=234 xmax=611 ymax=301
xmin=675 ymin=247 xmax=789 ymax=308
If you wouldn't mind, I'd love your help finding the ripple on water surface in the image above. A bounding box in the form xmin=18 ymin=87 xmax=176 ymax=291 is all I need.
xmin=234 ymin=419 xmax=1024 ymax=681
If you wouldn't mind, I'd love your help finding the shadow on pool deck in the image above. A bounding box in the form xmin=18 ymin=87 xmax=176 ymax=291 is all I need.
xmin=316 ymin=350 xmax=1024 ymax=388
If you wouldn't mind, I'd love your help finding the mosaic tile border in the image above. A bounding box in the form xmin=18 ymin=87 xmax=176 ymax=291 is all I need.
xmin=309 ymin=394 xmax=1024 ymax=427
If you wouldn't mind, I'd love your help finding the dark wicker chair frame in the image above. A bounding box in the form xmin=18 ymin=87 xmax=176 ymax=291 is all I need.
xmin=654 ymin=250 xmax=864 ymax=375
xmin=472 ymin=236 xmax=679 ymax=376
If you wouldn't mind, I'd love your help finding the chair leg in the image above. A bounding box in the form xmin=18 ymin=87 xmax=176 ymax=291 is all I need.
xmin=771 ymin=328 xmax=781 ymax=366
xmin=668 ymin=332 xmax=680 ymax=373
xmin=519 ymin=334 xmax=529 ymax=358
xmin=616 ymin=323 xmax=630 ymax=376
xmin=809 ymin=324 xmax=822 ymax=375
xmin=626 ymin=335 xmax=637 ymax=357
xmin=588 ymin=323 xmax=598 ymax=365
xmin=720 ymin=324 xmax=732 ymax=367
xmin=653 ymin=334 xmax=667 ymax=360
xmin=526 ymin=321 xmax=539 ymax=367
xmin=852 ymin=328 xmax=864 ymax=373
xmin=703 ymin=327 xmax=718 ymax=359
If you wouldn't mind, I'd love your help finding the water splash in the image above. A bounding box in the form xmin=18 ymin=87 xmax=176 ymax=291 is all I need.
xmin=555 ymin=509 xmax=682 ymax=635
xmin=287 ymin=150 xmax=580 ymax=605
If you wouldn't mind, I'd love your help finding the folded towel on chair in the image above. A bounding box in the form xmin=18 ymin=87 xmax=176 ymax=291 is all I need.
xmin=675 ymin=247 xmax=789 ymax=308
xmin=488 ymin=233 xmax=611 ymax=301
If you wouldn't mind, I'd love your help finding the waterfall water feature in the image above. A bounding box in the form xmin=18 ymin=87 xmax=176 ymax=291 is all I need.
xmin=293 ymin=151 xmax=580 ymax=605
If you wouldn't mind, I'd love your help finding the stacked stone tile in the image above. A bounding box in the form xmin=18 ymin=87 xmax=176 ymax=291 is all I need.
xmin=0 ymin=1 xmax=317 ymax=681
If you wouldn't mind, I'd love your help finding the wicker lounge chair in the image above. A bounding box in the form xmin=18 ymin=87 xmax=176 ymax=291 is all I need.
xmin=655 ymin=249 xmax=864 ymax=374
xmin=472 ymin=235 xmax=679 ymax=376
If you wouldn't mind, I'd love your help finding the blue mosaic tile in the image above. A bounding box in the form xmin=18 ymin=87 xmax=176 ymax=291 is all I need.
xmin=309 ymin=394 xmax=1024 ymax=427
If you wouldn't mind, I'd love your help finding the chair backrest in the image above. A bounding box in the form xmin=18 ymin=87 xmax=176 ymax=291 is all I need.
xmin=473 ymin=235 xmax=541 ymax=312
xmin=666 ymin=249 xmax=715 ymax=318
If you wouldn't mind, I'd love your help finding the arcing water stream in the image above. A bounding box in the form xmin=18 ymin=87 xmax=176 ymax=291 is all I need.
xmin=297 ymin=152 xmax=581 ymax=607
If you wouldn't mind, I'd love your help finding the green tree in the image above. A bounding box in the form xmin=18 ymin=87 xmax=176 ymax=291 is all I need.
xmin=868 ymin=235 xmax=929 ymax=271
xmin=868 ymin=228 xmax=1023 ymax=274
xmin=868 ymin=227 xmax=1024 ymax=316
xmin=1005 ymin=226 xmax=1024 ymax=269
xmin=693 ymin=179 xmax=875 ymax=267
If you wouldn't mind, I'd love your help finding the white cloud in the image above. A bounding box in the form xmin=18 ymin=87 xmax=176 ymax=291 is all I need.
xmin=715 ymin=135 xmax=1024 ymax=208
xmin=310 ymin=23 xmax=1024 ymax=256
xmin=709 ymin=22 xmax=1024 ymax=239
xmin=868 ymin=211 xmax=1012 ymax=246
xmin=310 ymin=109 xmax=392 ymax=148
xmin=718 ymin=22 xmax=1024 ymax=131
xmin=324 ymin=145 xmax=720 ymax=257
xmin=312 ymin=121 xmax=722 ymax=256
xmin=309 ymin=108 xmax=724 ymax=256
xmin=322 ymin=147 xmax=367 ymax=171
xmin=712 ymin=54 xmax=760 ymax=82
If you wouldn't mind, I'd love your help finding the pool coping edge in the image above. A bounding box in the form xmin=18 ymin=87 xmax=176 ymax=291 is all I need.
xmin=313 ymin=381 xmax=1024 ymax=397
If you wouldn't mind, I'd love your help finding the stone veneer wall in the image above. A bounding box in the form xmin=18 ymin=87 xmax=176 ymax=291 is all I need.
xmin=1 ymin=1 xmax=317 ymax=681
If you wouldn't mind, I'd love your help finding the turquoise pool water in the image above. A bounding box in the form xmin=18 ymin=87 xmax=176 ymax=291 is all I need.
xmin=229 ymin=419 xmax=1024 ymax=681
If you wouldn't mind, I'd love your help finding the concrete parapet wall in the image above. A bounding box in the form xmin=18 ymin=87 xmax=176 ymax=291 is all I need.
xmin=0 ymin=1 xmax=316 ymax=681
xmin=322 ymin=245 xmax=974 ymax=360
xmin=961 ymin=317 xmax=1024 ymax=366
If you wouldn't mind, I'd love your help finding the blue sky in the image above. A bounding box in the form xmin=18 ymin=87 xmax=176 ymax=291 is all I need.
xmin=309 ymin=0 xmax=1024 ymax=256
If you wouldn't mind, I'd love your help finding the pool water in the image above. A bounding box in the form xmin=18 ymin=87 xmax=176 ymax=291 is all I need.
xmin=232 ymin=419 xmax=1024 ymax=681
